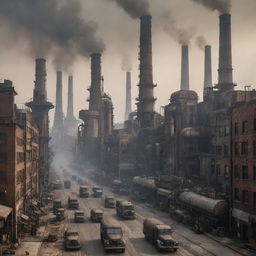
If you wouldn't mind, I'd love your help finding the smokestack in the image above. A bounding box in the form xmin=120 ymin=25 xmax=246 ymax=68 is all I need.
xmin=89 ymin=53 xmax=102 ymax=112
xmin=53 ymin=71 xmax=64 ymax=131
xmin=180 ymin=45 xmax=189 ymax=90
xmin=125 ymin=71 xmax=132 ymax=121
xmin=34 ymin=58 xmax=47 ymax=102
xmin=137 ymin=15 xmax=156 ymax=128
xmin=66 ymin=75 xmax=74 ymax=120
xmin=218 ymin=14 xmax=233 ymax=91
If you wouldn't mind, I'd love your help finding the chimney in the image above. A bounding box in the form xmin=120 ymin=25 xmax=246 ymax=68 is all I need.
xmin=125 ymin=71 xmax=132 ymax=121
xmin=137 ymin=15 xmax=156 ymax=128
xmin=66 ymin=75 xmax=74 ymax=121
xmin=34 ymin=58 xmax=47 ymax=102
xmin=204 ymin=45 xmax=213 ymax=99
xmin=180 ymin=45 xmax=189 ymax=90
xmin=53 ymin=71 xmax=64 ymax=131
xmin=89 ymin=53 xmax=102 ymax=112
xmin=218 ymin=14 xmax=234 ymax=91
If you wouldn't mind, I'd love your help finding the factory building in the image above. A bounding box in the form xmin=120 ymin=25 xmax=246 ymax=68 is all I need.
xmin=0 ymin=80 xmax=40 ymax=241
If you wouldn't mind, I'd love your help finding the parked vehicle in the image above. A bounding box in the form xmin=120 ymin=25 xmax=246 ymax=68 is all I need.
xmin=68 ymin=197 xmax=79 ymax=210
xmin=53 ymin=200 xmax=62 ymax=214
xmin=64 ymin=229 xmax=81 ymax=250
xmin=104 ymin=195 xmax=115 ymax=208
xmin=92 ymin=187 xmax=103 ymax=197
xmin=74 ymin=211 xmax=85 ymax=223
xmin=56 ymin=208 xmax=65 ymax=221
xmin=64 ymin=180 xmax=71 ymax=189
xmin=143 ymin=218 xmax=179 ymax=252
xmin=79 ymin=186 xmax=89 ymax=198
xmin=100 ymin=217 xmax=125 ymax=253
xmin=90 ymin=208 xmax=103 ymax=222
xmin=116 ymin=200 xmax=135 ymax=219
xmin=53 ymin=180 xmax=62 ymax=190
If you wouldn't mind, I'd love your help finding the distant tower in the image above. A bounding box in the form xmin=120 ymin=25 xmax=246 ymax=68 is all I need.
xmin=203 ymin=45 xmax=213 ymax=100
xmin=52 ymin=71 xmax=64 ymax=134
xmin=64 ymin=75 xmax=78 ymax=136
xmin=180 ymin=45 xmax=190 ymax=90
xmin=26 ymin=59 xmax=54 ymax=188
xmin=124 ymin=71 xmax=132 ymax=121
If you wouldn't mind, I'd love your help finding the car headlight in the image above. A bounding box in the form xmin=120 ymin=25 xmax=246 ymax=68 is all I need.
xmin=104 ymin=240 xmax=110 ymax=245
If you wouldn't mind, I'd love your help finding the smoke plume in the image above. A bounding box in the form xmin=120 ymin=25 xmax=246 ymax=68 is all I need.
xmin=110 ymin=0 xmax=150 ymax=18
xmin=196 ymin=35 xmax=208 ymax=50
xmin=162 ymin=12 xmax=196 ymax=45
xmin=0 ymin=0 xmax=105 ymax=69
xmin=190 ymin=0 xmax=231 ymax=14
xmin=121 ymin=54 xmax=132 ymax=71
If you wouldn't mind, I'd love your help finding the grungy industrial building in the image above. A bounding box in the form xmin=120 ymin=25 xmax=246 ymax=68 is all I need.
xmin=76 ymin=12 xmax=256 ymax=246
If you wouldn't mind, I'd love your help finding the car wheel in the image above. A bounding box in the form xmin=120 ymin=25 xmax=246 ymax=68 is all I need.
xmin=121 ymin=249 xmax=125 ymax=253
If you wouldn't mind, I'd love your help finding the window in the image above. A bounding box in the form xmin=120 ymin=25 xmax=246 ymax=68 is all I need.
xmin=253 ymin=142 xmax=256 ymax=156
xmin=224 ymin=165 xmax=229 ymax=177
xmin=234 ymin=165 xmax=240 ymax=179
xmin=224 ymin=145 xmax=229 ymax=156
xmin=241 ymin=142 xmax=248 ymax=155
xmin=242 ymin=165 xmax=248 ymax=179
xmin=253 ymin=166 xmax=256 ymax=181
xmin=0 ymin=152 xmax=7 ymax=163
xmin=242 ymin=121 xmax=248 ymax=134
xmin=17 ymin=152 xmax=24 ymax=163
xmin=224 ymin=126 xmax=230 ymax=136
xmin=0 ymin=133 xmax=6 ymax=144
xmin=234 ymin=122 xmax=238 ymax=135
xmin=234 ymin=142 xmax=239 ymax=155
xmin=216 ymin=146 xmax=222 ymax=155
xmin=254 ymin=192 xmax=256 ymax=209
xmin=0 ymin=171 xmax=6 ymax=183
xmin=216 ymin=164 xmax=221 ymax=176
xmin=234 ymin=188 xmax=239 ymax=201
xmin=254 ymin=118 xmax=256 ymax=131
xmin=242 ymin=190 xmax=249 ymax=204
xmin=219 ymin=127 xmax=224 ymax=137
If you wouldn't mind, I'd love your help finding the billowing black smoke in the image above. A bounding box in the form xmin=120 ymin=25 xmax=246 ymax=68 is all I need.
xmin=0 ymin=0 xmax=105 ymax=70
xmin=110 ymin=0 xmax=150 ymax=18
xmin=190 ymin=0 xmax=231 ymax=14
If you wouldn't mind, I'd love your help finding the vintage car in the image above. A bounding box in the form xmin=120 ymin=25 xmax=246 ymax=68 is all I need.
xmin=104 ymin=195 xmax=116 ymax=208
xmin=116 ymin=200 xmax=135 ymax=219
xmin=92 ymin=187 xmax=103 ymax=197
xmin=74 ymin=211 xmax=85 ymax=223
xmin=90 ymin=208 xmax=103 ymax=222
xmin=64 ymin=229 xmax=81 ymax=251
xmin=64 ymin=180 xmax=71 ymax=189
xmin=100 ymin=217 xmax=125 ymax=253
xmin=56 ymin=208 xmax=65 ymax=221
xmin=79 ymin=186 xmax=89 ymax=198
xmin=68 ymin=197 xmax=79 ymax=210
xmin=143 ymin=218 xmax=179 ymax=252
xmin=53 ymin=200 xmax=62 ymax=214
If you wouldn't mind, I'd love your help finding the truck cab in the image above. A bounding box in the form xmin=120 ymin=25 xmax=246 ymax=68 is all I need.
xmin=79 ymin=186 xmax=89 ymax=198
xmin=100 ymin=217 xmax=125 ymax=253
xmin=74 ymin=211 xmax=85 ymax=223
xmin=68 ymin=197 xmax=79 ymax=209
xmin=143 ymin=218 xmax=179 ymax=252
xmin=104 ymin=195 xmax=115 ymax=208
xmin=90 ymin=208 xmax=103 ymax=222
xmin=116 ymin=200 xmax=135 ymax=219
xmin=92 ymin=187 xmax=103 ymax=197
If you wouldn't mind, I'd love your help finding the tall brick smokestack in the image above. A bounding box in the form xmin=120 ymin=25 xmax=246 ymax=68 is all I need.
xmin=53 ymin=71 xmax=64 ymax=131
xmin=180 ymin=45 xmax=189 ymax=90
xmin=66 ymin=75 xmax=74 ymax=121
xmin=34 ymin=59 xmax=47 ymax=102
xmin=137 ymin=15 xmax=156 ymax=128
xmin=89 ymin=53 xmax=102 ymax=112
xmin=26 ymin=59 xmax=53 ymax=188
xmin=204 ymin=45 xmax=212 ymax=100
xmin=218 ymin=14 xmax=234 ymax=91
xmin=125 ymin=71 xmax=132 ymax=121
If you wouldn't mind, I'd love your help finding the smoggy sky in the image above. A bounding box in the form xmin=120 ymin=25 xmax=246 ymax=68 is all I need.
xmin=0 ymin=0 xmax=255 ymax=125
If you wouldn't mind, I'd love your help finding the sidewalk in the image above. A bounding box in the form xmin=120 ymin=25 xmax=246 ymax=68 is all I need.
xmin=15 ymin=242 xmax=42 ymax=256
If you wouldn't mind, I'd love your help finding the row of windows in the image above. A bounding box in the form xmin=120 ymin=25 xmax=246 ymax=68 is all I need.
xmin=234 ymin=165 xmax=256 ymax=180
xmin=234 ymin=189 xmax=256 ymax=208
xmin=233 ymin=141 xmax=256 ymax=156
xmin=216 ymin=145 xmax=229 ymax=156
xmin=216 ymin=164 xmax=230 ymax=177
xmin=216 ymin=126 xmax=230 ymax=138
xmin=234 ymin=119 xmax=256 ymax=135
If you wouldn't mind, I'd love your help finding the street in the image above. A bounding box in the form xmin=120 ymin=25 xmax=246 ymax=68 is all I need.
xmin=40 ymin=171 xmax=246 ymax=256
